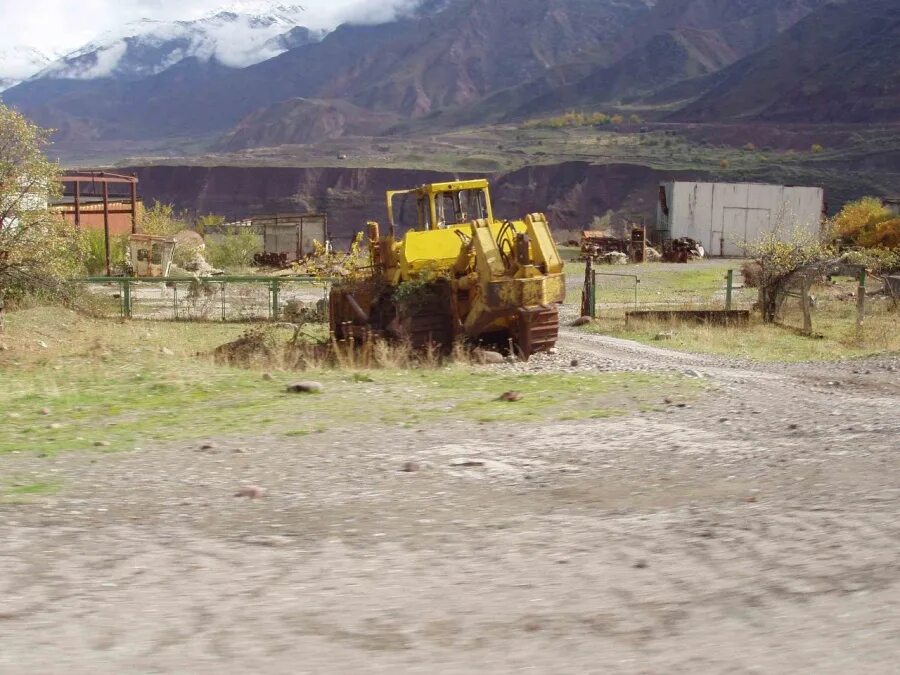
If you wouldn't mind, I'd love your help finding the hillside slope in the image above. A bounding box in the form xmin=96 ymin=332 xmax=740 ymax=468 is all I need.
xmin=2 ymin=0 xmax=650 ymax=144
xmin=672 ymin=0 xmax=900 ymax=122
xmin=398 ymin=0 xmax=832 ymax=129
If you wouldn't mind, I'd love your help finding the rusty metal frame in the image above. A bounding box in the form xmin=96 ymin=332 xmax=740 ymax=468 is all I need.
xmin=57 ymin=171 xmax=140 ymax=276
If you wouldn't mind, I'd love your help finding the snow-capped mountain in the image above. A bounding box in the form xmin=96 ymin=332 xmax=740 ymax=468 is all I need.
xmin=0 ymin=47 xmax=53 ymax=92
xmin=36 ymin=6 xmax=321 ymax=81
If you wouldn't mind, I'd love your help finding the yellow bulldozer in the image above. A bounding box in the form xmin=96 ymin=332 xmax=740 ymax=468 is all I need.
xmin=329 ymin=178 xmax=565 ymax=358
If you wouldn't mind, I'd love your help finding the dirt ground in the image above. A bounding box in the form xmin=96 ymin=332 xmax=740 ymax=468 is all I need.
xmin=1 ymin=328 xmax=899 ymax=674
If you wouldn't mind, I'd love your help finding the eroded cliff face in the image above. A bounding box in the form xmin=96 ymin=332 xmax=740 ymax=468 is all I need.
xmin=130 ymin=162 xmax=705 ymax=241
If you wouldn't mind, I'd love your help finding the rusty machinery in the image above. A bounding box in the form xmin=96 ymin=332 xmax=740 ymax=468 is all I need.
xmin=582 ymin=225 xmax=650 ymax=263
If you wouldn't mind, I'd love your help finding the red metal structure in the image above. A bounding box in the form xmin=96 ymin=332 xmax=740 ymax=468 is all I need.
xmin=55 ymin=171 xmax=140 ymax=276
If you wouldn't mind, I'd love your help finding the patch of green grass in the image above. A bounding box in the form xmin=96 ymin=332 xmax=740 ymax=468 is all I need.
xmin=564 ymin=259 xmax=756 ymax=320
xmin=8 ymin=481 xmax=59 ymax=495
xmin=585 ymin=298 xmax=899 ymax=363
xmin=0 ymin=307 xmax=700 ymax=456
xmin=1 ymin=480 xmax=61 ymax=504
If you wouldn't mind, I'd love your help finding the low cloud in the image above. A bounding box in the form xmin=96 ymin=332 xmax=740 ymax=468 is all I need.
xmin=2 ymin=0 xmax=426 ymax=56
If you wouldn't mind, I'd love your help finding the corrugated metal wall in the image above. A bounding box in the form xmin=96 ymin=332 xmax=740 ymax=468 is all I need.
xmin=657 ymin=182 xmax=824 ymax=256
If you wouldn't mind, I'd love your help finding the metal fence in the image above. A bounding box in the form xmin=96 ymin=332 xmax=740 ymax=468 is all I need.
xmin=579 ymin=261 xmax=755 ymax=318
xmin=79 ymin=276 xmax=330 ymax=322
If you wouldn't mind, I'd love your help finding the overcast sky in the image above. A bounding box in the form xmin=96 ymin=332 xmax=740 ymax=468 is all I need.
xmin=1 ymin=0 xmax=419 ymax=56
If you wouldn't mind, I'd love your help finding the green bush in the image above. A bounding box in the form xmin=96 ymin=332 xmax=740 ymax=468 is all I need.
xmin=205 ymin=228 xmax=263 ymax=271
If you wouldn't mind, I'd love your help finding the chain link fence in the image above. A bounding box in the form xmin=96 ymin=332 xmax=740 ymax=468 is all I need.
xmin=80 ymin=276 xmax=330 ymax=322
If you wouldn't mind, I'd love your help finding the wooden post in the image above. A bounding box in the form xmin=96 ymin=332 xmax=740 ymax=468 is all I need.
xmin=725 ymin=269 xmax=734 ymax=311
xmin=102 ymin=180 xmax=111 ymax=276
xmin=122 ymin=279 xmax=132 ymax=319
xmin=800 ymin=278 xmax=813 ymax=335
xmin=856 ymin=268 xmax=867 ymax=329
xmin=581 ymin=256 xmax=595 ymax=317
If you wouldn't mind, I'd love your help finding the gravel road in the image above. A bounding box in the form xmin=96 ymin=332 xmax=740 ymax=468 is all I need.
xmin=1 ymin=331 xmax=898 ymax=674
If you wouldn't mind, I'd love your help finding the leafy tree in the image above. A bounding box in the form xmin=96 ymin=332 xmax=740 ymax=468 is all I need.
xmin=811 ymin=143 xmax=824 ymax=154
xmin=610 ymin=114 xmax=624 ymax=125
xmin=628 ymin=114 xmax=642 ymax=125
xmin=0 ymin=103 xmax=83 ymax=298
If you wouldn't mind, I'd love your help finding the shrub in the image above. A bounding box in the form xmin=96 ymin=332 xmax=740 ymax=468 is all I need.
xmin=81 ymin=229 xmax=128 ymax=275
xmin=831 ymin=197 xmax=899 ymax=249
xmin=741 ymin=261 xmax=762 ymax=288
xmin=811 ymin=143 xmax=824 ymax=154
xmin=140 ymin=201 xmax=188 ymax=236
xmin=860 ymin=218 xmax=900 ymax=250
xmin=205 ymin=228 xmax=263 ymax=271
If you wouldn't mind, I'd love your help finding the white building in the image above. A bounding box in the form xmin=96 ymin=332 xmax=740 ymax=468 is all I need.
xmin=656 ymin=181 xmax=825 ymax=256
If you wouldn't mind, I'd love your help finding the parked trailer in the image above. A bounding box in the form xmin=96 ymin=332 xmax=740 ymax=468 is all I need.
xmin=657 ymin=182 xmax=825 ymax=256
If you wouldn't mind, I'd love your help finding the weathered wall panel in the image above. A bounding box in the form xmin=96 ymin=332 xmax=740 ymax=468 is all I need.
xmin=658 ymin=181 xmax=824 ymax=255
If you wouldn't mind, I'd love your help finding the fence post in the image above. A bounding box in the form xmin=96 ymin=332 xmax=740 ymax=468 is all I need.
xmin=581 ymin=257 xmax=596 ymax=318
xmin=856 ymin=267 xmax=867 ymax=329
xmin=725 ymin=269 xmax=734 ymax=311
xmin=801 ymin=278 xmax=813 ymax=335
xmin=271 ymin=280 xmax=280 ymax=320
xmin=122 ymin=279 xmax=132 ymax=319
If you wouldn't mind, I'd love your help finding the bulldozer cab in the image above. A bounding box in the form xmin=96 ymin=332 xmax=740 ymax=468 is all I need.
xmin=386 ymin=179 xmax=494 ymax=234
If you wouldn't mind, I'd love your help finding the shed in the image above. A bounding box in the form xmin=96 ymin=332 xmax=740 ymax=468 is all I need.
xmin=657 ymin=182 xmax=825 ymax=256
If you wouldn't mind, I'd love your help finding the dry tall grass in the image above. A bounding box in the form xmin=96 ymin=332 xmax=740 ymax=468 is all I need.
xmin=214 ymin=325 xmax=474 ymax=372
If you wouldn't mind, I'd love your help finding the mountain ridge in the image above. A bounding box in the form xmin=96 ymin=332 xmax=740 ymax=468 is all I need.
xmin=2 ymin=0 xmax=898 ymax=154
